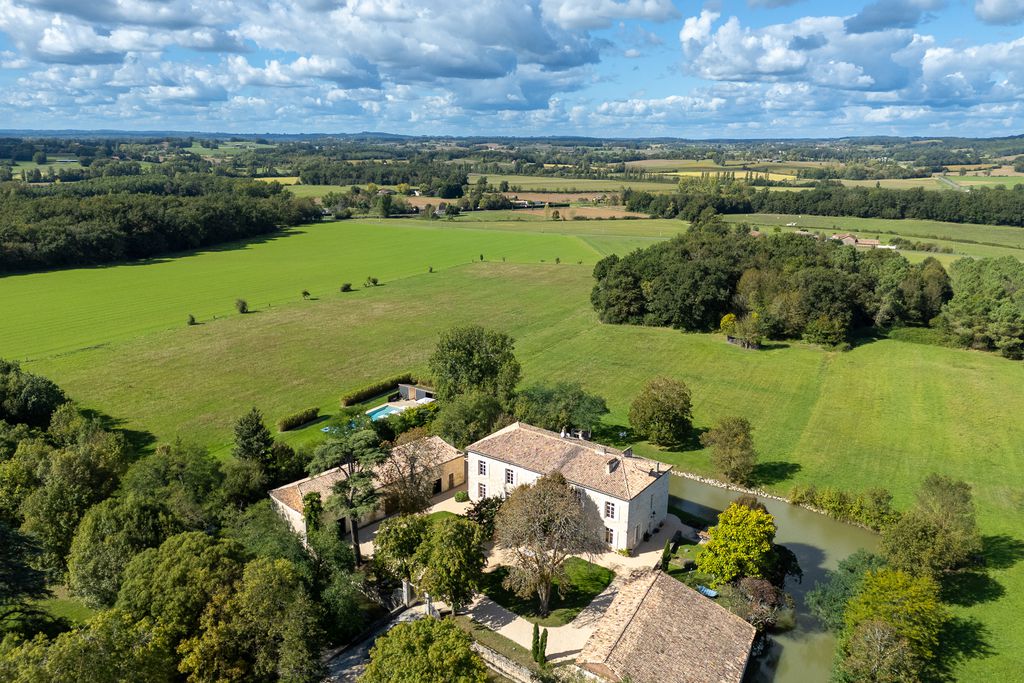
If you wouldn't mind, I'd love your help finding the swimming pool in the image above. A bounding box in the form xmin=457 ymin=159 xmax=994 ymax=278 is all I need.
xmin=366 ymin=404 xmax=406 ymax=421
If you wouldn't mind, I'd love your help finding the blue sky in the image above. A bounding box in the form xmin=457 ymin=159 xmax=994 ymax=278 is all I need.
xmin=0 ymin=0 xmax=1023 ymax=138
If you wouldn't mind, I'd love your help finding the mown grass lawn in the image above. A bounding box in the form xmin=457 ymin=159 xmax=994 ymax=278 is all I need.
xmin=478 ymin=558 xmax=614 ymax=627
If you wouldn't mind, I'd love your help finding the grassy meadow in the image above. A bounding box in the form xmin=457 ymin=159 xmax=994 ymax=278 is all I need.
xmin=4 ymin=217 xmax=1024 ymax=679
xmin=0 ymin=220 xmax=603 ymax=361
xmin=467 ymin=173 xmax=677 ymax=193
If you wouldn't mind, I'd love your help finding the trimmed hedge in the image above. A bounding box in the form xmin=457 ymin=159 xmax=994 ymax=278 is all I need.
xmin=339 ymin=373 xmax=417 ymax=407
xmin=277 ymin=406 xmax=321 ymax=432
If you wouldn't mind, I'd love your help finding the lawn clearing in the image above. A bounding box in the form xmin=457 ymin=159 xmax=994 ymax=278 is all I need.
xmin=35 ymin=586 xmax=96 ymax=625
xmin=478 ymin=558 xmax=614 ymax=627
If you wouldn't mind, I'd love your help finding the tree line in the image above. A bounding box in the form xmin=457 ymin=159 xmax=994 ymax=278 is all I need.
xmin=624 ymin=178 xmax=1024 ymax=227
xmin=591 ymin=212 xmax=952 ymax=346
xmin=0 ymin=173 xmax=321 ymax=270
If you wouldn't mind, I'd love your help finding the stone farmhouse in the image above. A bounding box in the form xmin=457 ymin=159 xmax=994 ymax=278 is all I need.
xmin=466 ymin=422 xmax=672 ymax=552
xmin=269 ymin=435 xmax=464 ymax=538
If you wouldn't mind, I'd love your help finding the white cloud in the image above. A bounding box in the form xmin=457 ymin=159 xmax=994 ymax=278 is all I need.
xmin=540 ymin=0 xmax=678 ymax=29
xmin=974 ymin=0 xmax=1024 ymax=24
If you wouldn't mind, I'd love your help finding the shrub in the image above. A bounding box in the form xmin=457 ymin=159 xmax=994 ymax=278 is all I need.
xmin=364 ymin=276 xmax=379 ymax=287
xmin=276 ymin=407 xmax=321 ymax=432
xmin=187 ymin=314 xmax=196 ymax=326
xmin=338 ymin=372 xmax=417 ymax=407
xmin=340 ymin=283 xmax=353 ymax=292
xmin=301 ymin=290 xmax=310 ymax=299
xmin=454 ymin=490 xmax=469 ymax=503
xmin=235 ymin=298 xmax=249 ymax=314
xmin=788 ymin=484 xmax=899 ymax=531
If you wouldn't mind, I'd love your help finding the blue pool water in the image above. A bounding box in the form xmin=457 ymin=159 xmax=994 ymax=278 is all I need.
xmin=367 ymin=405 xmax=404 ymax=421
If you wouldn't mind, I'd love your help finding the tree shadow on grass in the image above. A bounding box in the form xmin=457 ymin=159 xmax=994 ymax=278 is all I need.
xmin=980 ymin=534 xmax=1024 ymax=570
xmin=79 ymin=408 xmax=157 ymax=455
xmin=940 ymin=570 xmax=1005 ymax=607
xmin=929 ymin=616 xmax=994 ymax=682
xmin=750 ymin=461 xmax=802 ymax=487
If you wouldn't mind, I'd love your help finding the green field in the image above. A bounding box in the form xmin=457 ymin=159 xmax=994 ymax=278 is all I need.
xmin=724 ymin=213 xmax=1024 ymax=258
xmin=840 ymin=177 xmax=951 ymax=191
xmin=4 ymin=219 xmax=1024 ymax=679
xmin=0 ymin=220 xmax=605 ymax=361
xmin=467 ymin=173 xmax=678 ymax=193
xmin=947 ymin=175 xmax=1024 ymax=189
xmin=286 ymin=184 xmax=352 ymax=198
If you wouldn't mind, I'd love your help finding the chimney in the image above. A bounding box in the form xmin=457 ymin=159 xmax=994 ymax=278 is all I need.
xmin=560 ymin=427 xmax=566 ymax=438
xmin=623 ymin=447 xmax=633 ymax=458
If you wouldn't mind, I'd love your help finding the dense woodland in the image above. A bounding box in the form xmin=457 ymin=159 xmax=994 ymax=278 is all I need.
xmin=591 ymin=213 xmax=953 ymax=346
xmin=0 ymin=174 xmax=320 ymax=270
xmin=0 ymin=362 xmax=380 ymax=682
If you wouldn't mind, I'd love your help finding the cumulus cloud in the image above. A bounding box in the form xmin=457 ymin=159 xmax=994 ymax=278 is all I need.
xmin=0 ymin=0 xmax=1022 ymax=135
xmin=974 ymin=0 xmax=1024 ymax=24
xmin=844 ymin=0 xmax=945 ymax=34
xmin=540 ymin=0 xmax=678 ymax=29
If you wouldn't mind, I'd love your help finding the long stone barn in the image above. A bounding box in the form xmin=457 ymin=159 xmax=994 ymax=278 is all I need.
xmin=269 ymin=435 xmax=465 ymax=538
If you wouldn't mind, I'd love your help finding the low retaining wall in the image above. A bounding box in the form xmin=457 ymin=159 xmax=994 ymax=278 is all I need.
xmin=471 ymin=643 xmax=539 ymax=683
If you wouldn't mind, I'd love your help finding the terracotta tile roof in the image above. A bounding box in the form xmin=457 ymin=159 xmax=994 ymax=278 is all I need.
xmin=578 ymin=570 xmax=755 ymax=683
xmin=466 ymin=422 xmax=671 ymax=501
xmin=269 ymin=435 xmax=462 ymax=515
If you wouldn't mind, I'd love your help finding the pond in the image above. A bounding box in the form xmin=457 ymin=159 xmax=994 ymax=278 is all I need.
xmin=668 ymin=476 xmax=880 ymax=683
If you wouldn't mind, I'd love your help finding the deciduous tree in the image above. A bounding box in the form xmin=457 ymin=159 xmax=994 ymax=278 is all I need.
xmin=628 ymin=376 xmax=693 ymax=446
xmin=431 ymin=390 xmax=506 ymax=449
xmin=881 ymin=474 xmax=981 ymax=577
xmin=359 ymin=618 xmax=487 ymax=683
xmin=68 ymin=496 xmax=178 ymax=607
xmin=842 ymin=568 xmax=947 ymax=675
xmin=806 ymin=550 xmax=886 ymax=633
xmin=494 ymin=472 xmax=605 ymax=616
xmin=116 ymin=531 xmax=244 ymax=644
xmin=417 ymin=516 xmax=486 ymax=613
xmin=696 ymin=503 xmax=777 ymax=586
xmin=178 ymin=558 xmax=324 ymax=683
xmin=513 ymin=382 xmax=608 ymax=433
xmin=427 ymin=325 xmax=521 ymax=407
xmin=374 ymin=514 xmax=429 ymax=606
xmin=701 ymin=416 xmax=757 ymax=486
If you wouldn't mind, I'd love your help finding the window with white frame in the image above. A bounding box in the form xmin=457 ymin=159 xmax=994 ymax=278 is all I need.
xmin=478 ymin=483 xmax=487 ymax=499
xmin=605 ymin=527 xmax=614 ymax=545
xmin=604 ymin=501 xmax=616 ymax=519
xmin=477 ymin=460 xmax=487 ymax=476
xmin=505 ymin=468 xmax=515 ymax=485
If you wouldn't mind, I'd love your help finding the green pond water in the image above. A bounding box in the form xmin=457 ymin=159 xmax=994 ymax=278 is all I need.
xmin=669 ymin=476 xmax=880 ymax=683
